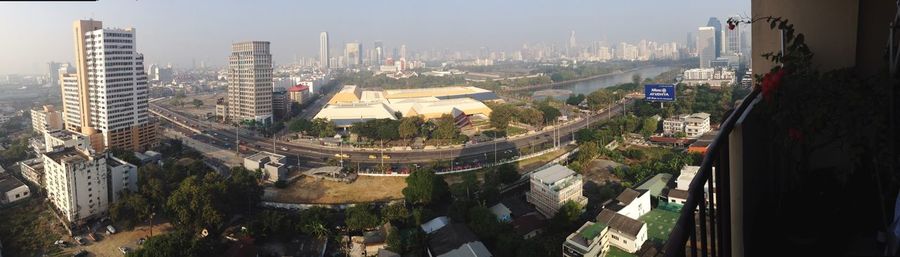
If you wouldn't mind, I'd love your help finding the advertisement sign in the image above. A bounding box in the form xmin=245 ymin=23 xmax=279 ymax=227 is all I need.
xmin=644 ymin=84 xmax=676 ymax=102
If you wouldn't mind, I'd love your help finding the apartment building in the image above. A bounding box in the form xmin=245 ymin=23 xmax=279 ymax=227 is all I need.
xmin=30 ymin=105 xmax=64 ymax=134
xmin=526 ymin=164 xmax=587 ymax=218
xmin=663 ymin=112 xmax=711 ymax=138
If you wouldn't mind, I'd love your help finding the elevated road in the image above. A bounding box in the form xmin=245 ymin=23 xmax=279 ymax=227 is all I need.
xmin=149 ymin=99 xmax=631 ymax=166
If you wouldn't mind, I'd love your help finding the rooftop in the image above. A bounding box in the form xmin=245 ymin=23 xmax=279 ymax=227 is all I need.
xmin=531 ymin=164 xmax=577 ymax=185
xmin=636 ymin=173 xmax=672 ymax=197
xmin=44 ymin=147 xmax=91 ymax=164
xmin=288 ymin=84 xmax=309 ymax=92
xmin=0 ymin=173 xmax=26 ymax=193
xmin=428 ymin=223 xmax=490 ymax=257
xmin=596 ymin=209 xmax=646 ymax=237
xmin=245 ymin=151 xmax=286 ymax=162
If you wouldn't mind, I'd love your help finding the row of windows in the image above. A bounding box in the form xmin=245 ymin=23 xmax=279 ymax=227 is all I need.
xmin=104 ymin=32 xmax=133 ymax=38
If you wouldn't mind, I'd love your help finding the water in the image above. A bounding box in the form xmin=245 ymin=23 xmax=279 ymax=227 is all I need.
xmin=562 ymin=66 xmax=673 ymax=95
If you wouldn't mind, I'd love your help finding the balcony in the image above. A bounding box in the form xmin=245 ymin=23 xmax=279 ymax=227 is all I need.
xmin=663 ymin=1 xmax=899 ymax=256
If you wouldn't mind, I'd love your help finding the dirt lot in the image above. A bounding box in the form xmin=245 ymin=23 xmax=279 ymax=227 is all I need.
xmin=582 ymin=159 xmax=626 ymax=185
xmin=159 ymin=92 xmax=224 ymax=118
xmin=0 ymin=197 xmax=68 ymax=256
xmin=62 ymin=222 xmax=174 ymax=257
xmin=264 ymin=176 xmax=406 ymax=204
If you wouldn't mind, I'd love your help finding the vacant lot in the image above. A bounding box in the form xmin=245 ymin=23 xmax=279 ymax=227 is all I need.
xmin=265 ymin=176 xmax=406 ymax=204
xmin=582 ymin=159 xmax=625 ymax=185
xmin=159 ymin=92 xmax=224 ymax=118
xmin=0 ymin=197 xmax=68 ymax=256
xmin=62 ymin=221 xmax=174 ymax=257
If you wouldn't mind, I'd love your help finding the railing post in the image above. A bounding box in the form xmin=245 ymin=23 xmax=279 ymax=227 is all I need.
xmin=698 ymin=175 xmax=709 ymax=257
xmin=717 ymin=139 xmax=731 ymax=257
xmin=708 ymin=162 xmax=717 ymax=257
xmin=689 ymin=209 xmax=698 ymax=257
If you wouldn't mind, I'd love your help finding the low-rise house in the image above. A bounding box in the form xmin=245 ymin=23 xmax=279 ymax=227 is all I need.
xmin=511 ymin=212 xmax=545 ymax=239
xmin=0 ymin=172 xmax=30 ymax=205
xmin=351 ymin=224 xmax=389 ymax=257
xmin=421 ymin=216 xmax=450 ymax=235
xmin=596 ymin=209 xmax=648 ymax=254
xmin=133 ymin=150 xmax=162 ymax=165
xmin=526 ymin=164 xmax=587 ymax=218
xmin=602 ymin=188 xmax=651 ymax=220
xmin=489 ymin=203 xmax=512 ymax=222
xmin=18 ymin=158 xmax=44 ymax=187
xmin=427 ymin=223 xmax=493 ymax=257
xmin=667 ymin=166 xmax=699 ymax=205
xmin=662 ymin=113 xmax=711 ymax=138
xmin=243 ymin=151 xmax=287 ymax=182
xmin=635 ymin=173 xmax=673 ymax=201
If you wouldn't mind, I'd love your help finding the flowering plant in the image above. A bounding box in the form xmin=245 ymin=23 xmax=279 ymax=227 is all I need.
xmin=726 ymin=17 xmax=891 ymax=185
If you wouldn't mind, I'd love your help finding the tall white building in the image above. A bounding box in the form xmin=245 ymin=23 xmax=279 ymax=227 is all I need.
xmin=320 ymin=32 xmax=330 ymax=69
xmin=64 ymin=20 xmax=158 ymax=152
xmin=345 ymin=42 xmax=362 ymax=67
xmin=227 ymin=41 xmax=274 ymax=123
xmin=698 ymin=27 xmax=716 ymax=68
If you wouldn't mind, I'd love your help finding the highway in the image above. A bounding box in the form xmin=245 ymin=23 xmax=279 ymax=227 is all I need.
xmin=149 ymin=98 xmax=632 ymax=168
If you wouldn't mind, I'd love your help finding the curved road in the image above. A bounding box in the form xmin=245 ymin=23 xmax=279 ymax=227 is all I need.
xmin=149 ymin=99 xmax=631 ymax=166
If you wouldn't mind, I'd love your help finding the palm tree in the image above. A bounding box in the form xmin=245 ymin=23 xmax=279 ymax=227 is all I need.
xmin=304 ymin=221 xmax=330 ymax=240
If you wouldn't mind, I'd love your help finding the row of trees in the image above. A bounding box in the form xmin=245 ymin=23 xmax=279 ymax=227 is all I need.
xmin=351 ymin=114 xmax=463 ymax=142
xmin=488 ymin=102 xmax=561 ymax=130
xmin=287 ymin=118 xmax=337 ymax=138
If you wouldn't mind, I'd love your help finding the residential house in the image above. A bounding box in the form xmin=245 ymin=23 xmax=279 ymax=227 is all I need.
xmin=0 ymin=172 xmax=30 ymax=204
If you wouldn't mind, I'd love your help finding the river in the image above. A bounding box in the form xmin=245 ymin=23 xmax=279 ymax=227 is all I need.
xmin=541 ymin=66 xmax=674 ymax=96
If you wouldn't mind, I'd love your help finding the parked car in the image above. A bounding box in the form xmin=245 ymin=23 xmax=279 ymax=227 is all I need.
xmin=107 ymin=225 xmax=117 ymax=234
xmin=73 ymin=236 xmax=85 ymax=245
xmin=118 ymin=246 xmax=131 ymax=254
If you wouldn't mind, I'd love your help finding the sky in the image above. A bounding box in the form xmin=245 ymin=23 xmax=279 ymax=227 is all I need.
xmin=0 ymin=0 xmax=749 ymax=74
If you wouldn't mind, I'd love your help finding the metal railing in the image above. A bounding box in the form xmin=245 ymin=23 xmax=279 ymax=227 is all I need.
xmin=664 ymin=89 xmax=760 ymax=257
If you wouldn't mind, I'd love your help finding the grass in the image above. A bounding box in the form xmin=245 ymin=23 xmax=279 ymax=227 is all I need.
xmin=0 ymin=197 xmax=67 ymax=257
xmin=638 ymin=208 xmax=681 ymax=245
xmin=607 ymin=246 xmax=637 ymax=257
xmin=619 ymin=146 xmax=679 ymax=165
xmin=506 ymin=126 xmax=528 ymax=136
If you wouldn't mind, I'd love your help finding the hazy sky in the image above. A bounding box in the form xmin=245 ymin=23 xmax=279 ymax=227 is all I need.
xmin=0 ymin=0 xmax=749 ymax=74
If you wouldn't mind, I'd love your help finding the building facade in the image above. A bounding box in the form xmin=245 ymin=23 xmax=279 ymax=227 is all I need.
xmin=65 ymin=20 xmax=158 ymax=152
xmin=31 ymin=105 xmax=64 ymax=134
xmin=227 ymin=41 xmax=273 ymax=124
xmin=697 ymin=26 xmax=716 ymax=68
xmin=526 ymin=164 xmax=587 ymax=218
xmin=320 ymin=32 xmax=330 ymax=69
xmin=287 ymin=85 xmax=310 ymax=105
xmin=345 ymin=42 xmax=362 ymax=67
xmin=663 ymin=113 xmax=711 ymax=138
xmin=43 ymin=145 xmax=110 ymax=225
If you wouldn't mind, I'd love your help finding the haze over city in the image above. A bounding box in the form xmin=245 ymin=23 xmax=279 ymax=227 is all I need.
xmin=0 ymin=0 xmax=748 ymax=74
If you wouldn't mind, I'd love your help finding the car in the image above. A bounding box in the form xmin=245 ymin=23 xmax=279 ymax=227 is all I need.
xmin=280 ymin=147 xmax=288 ymax=151
xmin=137 ymin=237 xmax=146 ymax=245
xmin=107 ymin=225 xmax=117 ymax=234
xmin=73 ymin=236 xmax=85 ymax=245
xmin=369 ymin=155 xmax=376 ymax=159
xmin=119 ymin=246 xmax=131 ymax=254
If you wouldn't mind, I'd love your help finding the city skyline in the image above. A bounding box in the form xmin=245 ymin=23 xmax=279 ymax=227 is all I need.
xmin=0 ymin=0 xmax=749 ymax=74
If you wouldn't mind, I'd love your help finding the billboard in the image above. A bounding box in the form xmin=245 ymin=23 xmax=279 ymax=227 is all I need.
xmin=644 ymin=84 xmax=676 ymax=102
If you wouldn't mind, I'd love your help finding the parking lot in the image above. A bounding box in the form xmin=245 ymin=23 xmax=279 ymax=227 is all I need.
xmin=62 ymin=222 xmax=173 ymax=257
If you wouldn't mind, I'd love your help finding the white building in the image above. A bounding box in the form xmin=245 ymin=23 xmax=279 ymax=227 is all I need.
xmin=0 ymin=173 xmax=30 ymax=205
xmin=65 ymin=20 xmax=158 ymax=152
xmin=31 ymin=105 xmax=64 ymax=134
xmin=602 ymin=188 xmax=651 ymax=220
xmin=107 ymin=156 xmax=138 ymax=203
xmin=526 ymin=164 xmax=587 ymax=218
xmin=243 ymin=151 xmax=287 ymax=182
xmin=320 ymin=32 xmax=330 ymax=69
xmin=595 ymin=209 xmax=648 ymax=253
xmin=43 ymin=145 xmax=110 ymax=225
xmin=663 ymin=113 xmax=711 ymax=138
xmin=563 ymin=221 xmax=611 ymax=257
xmin=682 ymin=68 xmax=737 ymax=86
xmin=227 ymin=41 xmax=273 ymax=124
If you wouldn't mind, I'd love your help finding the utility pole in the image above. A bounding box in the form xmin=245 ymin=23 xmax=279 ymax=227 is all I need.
xmin=235 ymin=124 xmax=240 ymax=158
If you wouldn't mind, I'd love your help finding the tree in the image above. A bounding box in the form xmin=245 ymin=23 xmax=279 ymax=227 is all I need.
xmin=166 ymin=175 xmax=226 ymax=233
xmin=489 ymin=104 xmax=516 ymax=130
xmin=223 ymin=167 xmax=262 ymax=214
xmin=566 ymin=94 xmax=586 ymax=106
xmin=538 ymin=104 xmax=562 ymax=124
xmin=640 ymin=117 xmax=658 ymax=137
xmin=467 ymin=206 xmax=502 ymax=240
xmin=586 ymin=90 xmax=614 ymax=110
xmin=398 ymin=116 xmax=423 ymax=139
xmin=674 ymin=131 xmax=687 ymax=138
xmin=549 ymin=200 xmax=583 ymax=231
xmin=251 ymin=210 xmax=288 ymax=238
xmin=381 ymin=202 xmax=410 ymax=224
xmin=402 ymin=168 xmax=449 ymax=205
xmin=346 ymin=203 xmax=380 ymax=231
xmin=288 ymin=118 xmax=312 ymax=133
xmin=298 ymin=207 xmax=333 ymax=239
xmin=632 ymin=73 xmax=642 ymax=86
xmin=431 ymin=114 xmax=459 ymax=141
xmin=126 ymin=231 xmax=219 ymax=257
xmin=517 ymin=108 xmax=544 ymax=126
xmin=110 ymin=191 xmax=152 ymax=229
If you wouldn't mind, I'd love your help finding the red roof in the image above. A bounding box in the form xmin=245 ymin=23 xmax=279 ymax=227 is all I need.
xmin=288 ymin=84 xmax=309 ymax=92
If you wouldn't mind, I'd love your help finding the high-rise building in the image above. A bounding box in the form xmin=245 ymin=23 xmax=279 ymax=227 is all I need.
xmin=345 ymin=42 xmax=362 ymax=67
xmin=48 ymin=62 xmax=63 ymax=87
xmin=319 ymin=32 xmax=330 ymax=69
xmin=374 ymin=41 xmax=384 ymax=66
xmin=727 ymin=16 xmax=742 ymax=55
xmin=706 ymin=17 xmax=723 ymax=58
xmin=64 ymin=20 xmax=158 ymax=152
xmin=698 ymin=26 xmax=716 ymax=68
xmin=568 ymin=30 xmax=577 ymax=57
xmin=400 ymin=44 xmax=407 ymax=60
xmin=31 ymin=105 xmax=64 ymax=134
xmin=227 ymin=41 xmax=274 ymax=124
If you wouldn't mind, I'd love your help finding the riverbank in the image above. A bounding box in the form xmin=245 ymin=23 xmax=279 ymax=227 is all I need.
xmin=505 ymin=66 xmax=648 ymax=92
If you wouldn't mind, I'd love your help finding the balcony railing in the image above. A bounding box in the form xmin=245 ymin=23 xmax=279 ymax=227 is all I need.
xmin=663 ymin=89 xmax=760 ymax=257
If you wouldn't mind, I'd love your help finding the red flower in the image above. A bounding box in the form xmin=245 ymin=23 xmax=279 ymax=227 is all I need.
xmin=761 ymin=69 xmax=786 ymax=100
xmin=788 ymin=128 xmax=803 ymax=142
xmin=728 ymin=22 xmax=736 ymax=30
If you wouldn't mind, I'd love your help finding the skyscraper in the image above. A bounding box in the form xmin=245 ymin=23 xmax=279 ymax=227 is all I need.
xmin=706 ymin=17 xmax=722 ymax=58
xmin=345 ymin=42 xmax=362 ymax=67
xmin=400 ymin=44 xmax=407 ymax=59
xmin=227 ymin=41 xmax=273 ymax=124
xmin=319 ymin=32 xmax=329 ymax=69
xmin=568 ymin=30 xmax=577 ymax=57
xmin=374 ymin=41 xmax=384 ymax=65
xmin=64 ymin=20 xmax=158 ymax=152
xmin=727 ymin=16 xmax=742 ymax=55
xmin=698 ymin=26 xmax=716 ymax=68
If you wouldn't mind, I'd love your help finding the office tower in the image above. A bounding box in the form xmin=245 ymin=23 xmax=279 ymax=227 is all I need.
xmin=707 ymin=17 xmax=722 ymax=57
xmin=227 ymin=41 xmax=274 ymax=124
xmin=400 ymin=44 xmax=407 ymax=59
xmin=345 ymin=42 xmax=362 ymax=67
xmin=374 ymin=41 xmax=384 ymax=65
xmin=319 ymin=32 xmax=330 ymax=69
xmin=727 ymin=16 xmax=742 ymax=55
xmin=48 ymin=62 xmax=63 ymax=87
xmin=698 ymin=26 xmax=716 ymax=68
xmin=686 ymin=32 xmax=695 ymax=53
xmin=568 ymin=30 xmax=577 ymax=57
xmin=65 ymin=20 xmax=158 ymax=152
xmin=391 ymin=47 xmax=399 ymax=60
